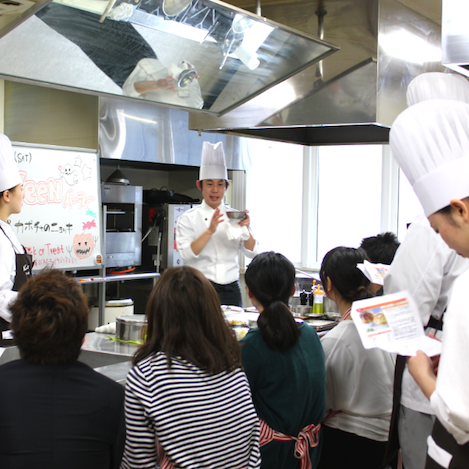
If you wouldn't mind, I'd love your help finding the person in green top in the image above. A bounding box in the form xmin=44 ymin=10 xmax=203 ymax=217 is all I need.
xmin=240 ymin=251 xmax=326 ymax=469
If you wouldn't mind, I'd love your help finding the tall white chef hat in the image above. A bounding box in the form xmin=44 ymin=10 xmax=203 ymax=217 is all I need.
xmin=390 ymin=99 xmax=469 ymax=216
xmin=199 ymin=141 xmax=228 ymax=181
xmin=406 ymin=72 xmax=469 ymax=107
xmin=0 ymin=134 xmax=21 ymax=193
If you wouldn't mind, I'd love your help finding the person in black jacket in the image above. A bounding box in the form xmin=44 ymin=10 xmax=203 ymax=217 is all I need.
xmin=0 ymin=269 xmax=125 ymax=469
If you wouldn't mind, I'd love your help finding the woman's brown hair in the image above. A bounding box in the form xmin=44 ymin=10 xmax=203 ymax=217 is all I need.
xmin=11 ymin=269 xmax=89 ymax=364
xmin=132 ymin=266 xmax=241 ymax=374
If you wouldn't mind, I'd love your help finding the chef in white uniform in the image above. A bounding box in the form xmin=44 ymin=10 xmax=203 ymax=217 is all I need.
xmin=176 ymin=141 xmax=258 ymax=306
xmin=384 ymin=72 xmax=469 ymax=469
xmin=390 ymin=76 xmax=469 ymax=469
xmin=0 ymin=134 xmax=32 ymax=346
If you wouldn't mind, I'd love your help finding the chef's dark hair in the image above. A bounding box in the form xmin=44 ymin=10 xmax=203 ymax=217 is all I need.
xmin=245 ymin=252 xmax=299 ymax=352
xmin=11 ymin=269 xmax=89 ymax=364
xmin=359 ymin=231 xmax=400 ymax=265
xmin=133 ymin=266 xmax=241 ymax=374
xmin=320 ymin=247 xmax=373 ymax=302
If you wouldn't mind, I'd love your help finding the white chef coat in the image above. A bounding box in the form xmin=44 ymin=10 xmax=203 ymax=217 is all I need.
xmin=384 ymin=214 xmax=469 ymax=414
xmin=321 ymin=320 xmax=396 ymax=441
xmin=122 ymin=58 xmax=204 ymax=110
xmin=176 ymin=201 xmax=258 ymax=285
xmin=0 ymin=219 xmax=25 ymax=322
xmin=430 ymin=269 xmax=469 ymax=445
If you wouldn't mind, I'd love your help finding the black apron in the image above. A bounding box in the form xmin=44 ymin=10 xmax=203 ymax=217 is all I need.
xmin=0 ymin=227 xmax=33 ymax=346
xmin=426 ymin=419 xmax=469 ymax=469
xmin=383 ymin=315 xmax=445 ymax=467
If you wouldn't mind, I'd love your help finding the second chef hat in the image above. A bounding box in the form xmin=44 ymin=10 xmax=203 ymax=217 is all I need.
xmin=199 ymin=141 xmax=228 ymax=181
xmin=406 ymin=72 xmax=469 ymax=107
xmin=0 ymin=134 xmax=21 ymax=193
xmin=390 ymin=99 xmax=469 ymax=217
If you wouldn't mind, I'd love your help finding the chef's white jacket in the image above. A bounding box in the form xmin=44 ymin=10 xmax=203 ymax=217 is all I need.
xmin=384 ymin=214 xmax=469 ymax=414
xmin=176 ymin=201 xmax=258 ymax=285
xmin=430 ymin=268 xmax=469 ymax=445
xmin=0 ymin=219 xmax=24 ymax=322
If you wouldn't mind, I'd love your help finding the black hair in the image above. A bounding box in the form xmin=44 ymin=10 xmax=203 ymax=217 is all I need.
xmin=198 ymin=179 xmax=230 ymax=189
xmin=245 ymin=252 xmax=299 ymax=352
xmin=359 ymin=232 xmax=400 ymax=265
xmin=0 ymin=185 xmax=18 ymax=199
xmin=320 ymin=247 xmax=374 ymax=302
xmin=435 ymin=197 xmax=469 ymax=224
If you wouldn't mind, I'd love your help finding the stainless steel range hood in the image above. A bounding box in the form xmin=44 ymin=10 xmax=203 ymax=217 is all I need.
xmin=441 ymin=0 xmax=469 ymax=77
xmin=189 ymin=0 xmax=445 ymax=145
xmin=0 ymin=0 xmax=337 ymax=114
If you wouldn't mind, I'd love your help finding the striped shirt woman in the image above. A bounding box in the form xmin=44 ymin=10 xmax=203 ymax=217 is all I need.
xmin=121 ymin=352 xmax=261 ymax=468
xmin=119 ymin=266 xmax=261 ymax=469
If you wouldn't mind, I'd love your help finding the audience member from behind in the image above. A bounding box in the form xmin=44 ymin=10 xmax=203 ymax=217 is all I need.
xmin=317 ymin=247 xmax=395 ymax=469
xmin=240 ymin=252 xmax=326 ymax=469
xmin=120 ymin=266 xmax=261 ymax=469
xmin=0 ymin=269 xmax=125 ymax=469
xmin=360 ymin=232 xmax=400 ymax=265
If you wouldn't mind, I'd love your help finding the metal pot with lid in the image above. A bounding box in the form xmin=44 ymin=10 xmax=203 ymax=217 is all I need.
xmin=116 ymin=314 xmax=148 ymax=342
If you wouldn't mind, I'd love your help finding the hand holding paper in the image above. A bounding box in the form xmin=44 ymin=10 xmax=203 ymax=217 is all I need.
xmin=350 ymin=291 xmax=443 ymax=357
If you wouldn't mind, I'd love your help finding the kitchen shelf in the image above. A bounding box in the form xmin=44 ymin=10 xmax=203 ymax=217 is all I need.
xmin=76 ymin=272 xmax=160 ymax=284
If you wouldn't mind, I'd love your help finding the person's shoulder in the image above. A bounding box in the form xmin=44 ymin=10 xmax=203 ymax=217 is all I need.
xmin=75 ymin=361 xmax=125 ymax=395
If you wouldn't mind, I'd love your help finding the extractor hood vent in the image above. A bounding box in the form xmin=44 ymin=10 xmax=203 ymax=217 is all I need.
xmin=189 ymin=0 xmax=445 ymax=146
xmin=442 ymin=0 xmax=469 ymax=78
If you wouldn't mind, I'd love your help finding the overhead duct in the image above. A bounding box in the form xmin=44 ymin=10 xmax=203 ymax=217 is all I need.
xmin=441 ymin=0 xmax=469 ymax=77
xmin=189 ymin=0 xmax=445 ymax=146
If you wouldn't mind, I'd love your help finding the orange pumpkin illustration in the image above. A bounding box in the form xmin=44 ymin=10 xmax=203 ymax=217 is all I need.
xmin=73 ymin=232 xmax=94 ymax=259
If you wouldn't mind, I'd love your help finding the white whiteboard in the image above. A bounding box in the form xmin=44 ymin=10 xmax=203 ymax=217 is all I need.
xmin=9 ymin=143 xmax=103 ymax=271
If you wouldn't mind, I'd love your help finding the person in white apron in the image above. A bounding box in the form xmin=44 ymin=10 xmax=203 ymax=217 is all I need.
xmin=390 ymin=74 xmax=469 ymax=469
xmin=0 ymin=134 xmax=32 ymax=346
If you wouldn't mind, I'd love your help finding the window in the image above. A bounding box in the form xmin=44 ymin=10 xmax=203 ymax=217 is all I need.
xmin=245 ymin=139 xmax=304 ymax=264
xmin=316 ymin=145 xmax=383 ymax=263
xmin=244 ymin=139 xmax=420 ymax=270
xmin=397 ymin=169 xmax=423 ymax=239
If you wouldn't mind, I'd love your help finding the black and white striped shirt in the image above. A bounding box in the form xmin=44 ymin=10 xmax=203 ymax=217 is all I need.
xmin=120 ymin=352 xmax=261 ymax=469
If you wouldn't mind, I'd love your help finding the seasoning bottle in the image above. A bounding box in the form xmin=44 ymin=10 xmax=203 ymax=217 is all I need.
xmin=300 ymin=291 xmax=308 ymax=306
xmin=312 ymin=288 xmax=324 ymax=315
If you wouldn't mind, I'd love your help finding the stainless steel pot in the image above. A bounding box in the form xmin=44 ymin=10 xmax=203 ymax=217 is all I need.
xmin=116 ymin=314 xmax=147 ymax=342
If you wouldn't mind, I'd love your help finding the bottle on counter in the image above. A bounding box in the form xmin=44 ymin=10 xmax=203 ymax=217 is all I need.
xmin=312 ymin=288 xmax=325 ymax=315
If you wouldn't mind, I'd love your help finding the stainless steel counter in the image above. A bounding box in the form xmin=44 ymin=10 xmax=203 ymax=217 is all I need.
xmin=80 ymin=332 xmax=138 ymax=385
xmin=0 ymin=332 xmax=137 ymax=386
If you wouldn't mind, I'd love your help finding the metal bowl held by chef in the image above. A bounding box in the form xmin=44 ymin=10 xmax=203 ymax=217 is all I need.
xmin=116 ymin=314 xmax=148 ymax=342
xmin=226 ymin=209 xmax=246 ymax=220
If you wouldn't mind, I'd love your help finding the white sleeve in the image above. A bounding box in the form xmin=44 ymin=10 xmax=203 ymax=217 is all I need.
xmin=0 ymin=239 xmax=16 ymax=323
xmin=122 ymin=58 xmax=167 ymax=97
xmin=175 ymin=212 xmax=199 ymax=262
xmin=384 ymin=214 xmax=468 ymax=325
xmin=429 ymin=275 xmax=469 ymax=445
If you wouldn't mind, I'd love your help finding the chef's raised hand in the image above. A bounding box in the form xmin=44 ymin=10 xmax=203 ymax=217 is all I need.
xmin=238 ymin=210 xmax=250 ymax=228
xmin=208 ymin=207 xmax=224 ymax=234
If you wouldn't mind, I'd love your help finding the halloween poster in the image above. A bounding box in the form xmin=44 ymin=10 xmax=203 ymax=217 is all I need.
xmin=9 ymin=143 xmax=103 ymax=271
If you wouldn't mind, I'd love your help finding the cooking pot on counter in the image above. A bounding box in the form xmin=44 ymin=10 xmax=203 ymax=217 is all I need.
xmin=116 ymin=314 xmax=148 ymax=342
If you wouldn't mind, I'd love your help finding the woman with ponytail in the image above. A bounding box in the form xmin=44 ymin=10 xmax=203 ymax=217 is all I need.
xmin=317 ymin=247 xmax=395 ymax=469
xmin=240 ymin=251 xmax=326 ymax=469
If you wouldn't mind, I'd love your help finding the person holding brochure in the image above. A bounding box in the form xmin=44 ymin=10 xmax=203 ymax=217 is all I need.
xmin=317 ymin=247 xmax=395 ymax=469
xmin=390 ymin=73 xmax=469 ymax=468
xmin=384 ymin=72 xmax=469 ymax=469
